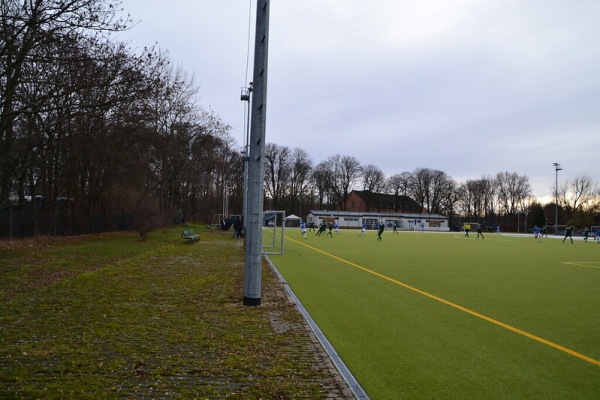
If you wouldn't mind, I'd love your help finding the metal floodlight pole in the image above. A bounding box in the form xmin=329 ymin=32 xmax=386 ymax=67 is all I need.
xmin=553 ymin=162 xmax=562 ymax=235
xmin=243 ymin=0 xmax=270 ymax=306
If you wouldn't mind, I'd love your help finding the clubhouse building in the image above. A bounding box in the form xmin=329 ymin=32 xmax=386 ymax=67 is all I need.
xmin=305 ymin=190 xmax=449 ymax=231
xmin=305 ymin=210 xmax=449 ymax=231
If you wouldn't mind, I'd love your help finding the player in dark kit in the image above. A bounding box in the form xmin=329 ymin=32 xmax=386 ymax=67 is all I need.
xmin=327 ymin=222 xmax=333 ymax=237
xmin=476 ymin=223 xmax=484 ymax=239
xmin=562 ymin=225 xmax=573 ymax=244
xmin=377 ymin=223 xmax=384 ymax=240
xmin=316 ymin=222 xmax=327 ymax=236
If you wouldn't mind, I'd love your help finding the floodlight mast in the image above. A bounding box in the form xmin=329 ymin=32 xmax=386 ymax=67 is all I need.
xmin=553 ymin=163 xmax=562 ymax=235
xmin=243 ymin=0 xmax=270 ymax=306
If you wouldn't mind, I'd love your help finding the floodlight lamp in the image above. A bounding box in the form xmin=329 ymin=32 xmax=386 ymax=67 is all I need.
xmin=240 ymin=86 xmax=252 ymax=101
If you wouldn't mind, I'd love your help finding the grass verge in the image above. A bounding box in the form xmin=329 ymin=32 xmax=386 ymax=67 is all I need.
xmin=0 ymin=226 xmax=351 ymax=399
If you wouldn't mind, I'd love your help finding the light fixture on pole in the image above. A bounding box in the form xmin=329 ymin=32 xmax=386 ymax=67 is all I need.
xmin=552 ymin=163 xmax=562 ymax=235
xmin=240 ymin=84 xmax=252 ymax=235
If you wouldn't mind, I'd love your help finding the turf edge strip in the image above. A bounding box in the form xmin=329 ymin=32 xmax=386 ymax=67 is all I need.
xmin=286 ymin=236 xmax=600 ymax=367
xmin=265 ymin=254 xmax=371 ymax=400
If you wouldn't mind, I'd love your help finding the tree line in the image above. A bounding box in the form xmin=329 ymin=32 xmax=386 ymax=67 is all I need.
xmin=263 ymin=144 xmax=600 ymax=231
xmin=1 ymin=0 xmax=243 ymax=237
xmin=2 ymin=1 xmax=598 ymax=238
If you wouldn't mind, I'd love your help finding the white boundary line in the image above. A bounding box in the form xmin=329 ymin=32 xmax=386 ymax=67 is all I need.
xmin=562 ymin=261 xmax=600 ymax=269
xmin=265 ymin=255 xmax=370 ymax=400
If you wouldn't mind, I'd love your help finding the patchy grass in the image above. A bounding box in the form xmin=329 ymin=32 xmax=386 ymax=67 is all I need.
xmin=0 ymin=226 xmax=349 ymax=399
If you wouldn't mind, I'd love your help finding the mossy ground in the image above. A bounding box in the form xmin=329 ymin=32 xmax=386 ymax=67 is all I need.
xmin=0 ymin=227 xmax=351 ymax=399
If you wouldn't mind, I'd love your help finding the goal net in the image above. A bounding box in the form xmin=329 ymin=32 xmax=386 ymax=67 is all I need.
xmin=263 ymin=210 xmax=285 ymax=255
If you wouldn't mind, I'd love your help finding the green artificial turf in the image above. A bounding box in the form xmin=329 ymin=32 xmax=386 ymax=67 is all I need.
xmin=272 ymin=229 xmax=600 ymax=399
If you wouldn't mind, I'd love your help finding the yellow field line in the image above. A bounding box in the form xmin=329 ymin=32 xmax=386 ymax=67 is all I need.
xmin=286 ymin=236 xmax=600 ymax=367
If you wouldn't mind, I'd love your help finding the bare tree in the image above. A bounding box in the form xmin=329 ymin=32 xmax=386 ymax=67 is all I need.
xmin=288 ymin=148 xmax=312 ymax=216
xmin=362 ymin=164 xmax=385 ymax=192
xmin=473 ymin=175 xmax=497 ymax=221
xmin=8 ymin=33 xmax=156 ymax=234
xmin=560 ymin=174 xmax=598 ymax=214
xmin=428 ymin=170 xmax=456 ymax=214
xmin=324 ymin=155 xmax=362 ymax=211
xmin=455 ymin=177 xmax=492 ymax=221
xmin=386 ymin=172 xmax=412 ymax=212
xmin=264 ymin=143 xmax=291 ymax=210
xmin=495 ymin=171 xmax=532 ymax=216
xmin=0 ymin=0 xmax=131 ymax=208
xmin=361 ymin=164 xmax=385 ymax=210
xmin=439 ymin=178 xmax=459 ymax=226
xmin=145 ymin=58 xmax=201 ymax=221
xmin=311 ymin=162 xmax=331 ymax=210
xmin=188 ymin=113 xmax=237 ymax=221
xmin=409 ymin=168 xmax=433 ymax=212
xmin=0 ymin=1 xmax=252 ymax=238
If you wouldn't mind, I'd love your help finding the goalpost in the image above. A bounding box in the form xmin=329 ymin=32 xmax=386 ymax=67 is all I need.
xmin=263 ymin=210 xmax=285 ymax=255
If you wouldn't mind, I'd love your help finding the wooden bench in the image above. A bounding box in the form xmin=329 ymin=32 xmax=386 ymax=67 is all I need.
xmin=181 ymin=229 xmax=200 ymax=243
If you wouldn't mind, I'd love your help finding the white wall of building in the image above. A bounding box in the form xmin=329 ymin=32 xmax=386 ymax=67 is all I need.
xmin=306 ymin=211 xmax=449 ymax=231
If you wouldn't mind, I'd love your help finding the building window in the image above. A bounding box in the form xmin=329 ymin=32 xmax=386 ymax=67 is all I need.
xmin=363 ymin=218 xmax=379 ymax=229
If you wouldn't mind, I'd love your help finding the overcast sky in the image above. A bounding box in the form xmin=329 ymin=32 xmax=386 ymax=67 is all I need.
xmin=117 ymin=0 xmax=600 ymax=202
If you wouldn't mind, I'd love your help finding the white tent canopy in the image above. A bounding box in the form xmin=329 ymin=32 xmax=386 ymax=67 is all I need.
xmin=285 ymin=214 xmax=301 ymax=220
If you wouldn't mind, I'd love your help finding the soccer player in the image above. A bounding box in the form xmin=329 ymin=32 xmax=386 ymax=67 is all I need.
xmin=377 ymin=222 xmax=384 ymax=240
xmin=496 ymin=224 xmax=501 ymax=235
xmin=476 ymin=223 xmax=484 ymax=239
xmin=583 ymin=227 xmax=589 ymax=242
xmin=393 ymin=223 xmax=398 ymax=234
xmin=327 ymin=222 xmax=333 ymax=237
xmin=316 ymin=222 xmax=326 ymax=236
xmin=464 ymin=223 xmax=471 ymax=237
xmin=360 ymin=222 xmax=366 ymax=236
xmin=300 ymin=220 xmax=307 ymax=239
xmin=562 ymin=225 xmax=573 ymax=244
xmin=333 ymin=222 xmax=340 ymax=235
